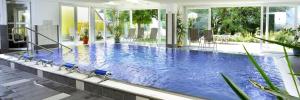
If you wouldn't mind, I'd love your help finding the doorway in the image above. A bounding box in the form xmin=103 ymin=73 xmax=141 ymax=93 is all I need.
xmin=7 ymin=0 xmax=31 ymax=50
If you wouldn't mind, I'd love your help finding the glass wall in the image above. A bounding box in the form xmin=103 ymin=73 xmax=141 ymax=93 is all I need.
xmin=187 ymin=9 xmax=209 ymax=45
xmin=77 ymin=7 xmax=89 ymax=41
xmin=131 ymin=9 xmax=158 ymax=44
xmin=268 ymin=7 xmax=295 ymax=32
xmin=188 ymin=9 xmax=208 ymax=32
xmin=267 ymin=6 xmax=297 ymax=44
xmin=61 ymin=6 xmax=75 ymax=41
xmin=119 ymin=10 xmax=130 ymax=40
xmin=159 ymin=9 xmax=167 ymax=44
xmin=104 ymin=9 xmax=115 ymax=42
xmin=94 ymin=9 xmax=105 ymax=42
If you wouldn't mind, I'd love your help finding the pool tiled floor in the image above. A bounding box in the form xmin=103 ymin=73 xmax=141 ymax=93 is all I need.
xmin=0 ymin=64 xmax=112 ymax=100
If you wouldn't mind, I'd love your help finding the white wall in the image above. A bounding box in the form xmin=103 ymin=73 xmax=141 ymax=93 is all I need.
xmin=30 ymin=0 xmax=60 ymax=45
xmin=31 ymin=0 xmax=60 ymax=25
xmin=0 ymin=0 xmax=7 ymax=25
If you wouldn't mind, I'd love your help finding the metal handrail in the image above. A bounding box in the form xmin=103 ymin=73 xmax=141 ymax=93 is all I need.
xmin=93 ymin=8 xmax=104 ymax=21
xmin=9 ymin=28 xmax=27 ymax=43
xmin=13 ymin=27 xmax=73 ymax=51
xmin=27 ymin=41 xmax=54 ymax=53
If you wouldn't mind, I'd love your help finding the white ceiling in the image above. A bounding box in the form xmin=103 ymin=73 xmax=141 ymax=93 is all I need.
xmin=60 ymin=0 xmax=300 ymax=9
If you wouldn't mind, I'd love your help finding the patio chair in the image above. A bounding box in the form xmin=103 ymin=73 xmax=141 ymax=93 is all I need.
xmin=203 ymin=30 xmax=217 ymax=49
xmin=126 ymin=28 xmax=136 ymax=42
xmin=189 ymin=28 xmax=201 ymax=47
xmin=149 ymin=28 xmax=158 ymax=44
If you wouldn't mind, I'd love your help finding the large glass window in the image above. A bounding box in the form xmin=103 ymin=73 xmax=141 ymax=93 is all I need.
xmin=188 ymin=9 xmax=208 ymax=32
xmin=61 ymin=6 xmax=75 ymax=42
xmin=268 ymin=7 xmax=295 ymax=32
xmin=104 ymin=9 xmax=115 ymax=42
xmin=77 ymin=7 xmax=89 ymax=41
xmin=267 ymin=6 xmax=297 ymax=44
xmin=131 ymin=9 xmax=158 ymax=44
xmin=187 ymin=9 xmax=209 ymax=45
xmin=119 ymin=10 xmax=130 ymax=40
xmin=159 ymin=9 xmax=166 ymax=45
xmin=94 ymin=9 xmax=105 ymax=42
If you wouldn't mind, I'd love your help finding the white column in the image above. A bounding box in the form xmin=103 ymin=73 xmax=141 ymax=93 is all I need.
xmin=129 ymin=10 xmax=133 ymax=28
xmin=166 ymin=4 xmax=177 ymax=47
xmin=265 ymin=6 xmax=269 ymax=41
xmin=157 ymin=9 xmax=161 ymax=44
xmin=182 ymin=7 xmax=188 ymax=45
xmin=74 ymin=7 xmax=78 ymax=44
xmin=295 ymin=6 xmax=298 ymax=32
xmin=103 ymin=9 xmax=106 ymax=43
xmin=89 ymin=7 xmax=95 ymax=43
xmin=260 ymin=6 xmax=264 ymax=49
xmin=208 ymin=8 xmax=212 ymax=30
xmin=0 ymin=0 xmax=7 ymax=25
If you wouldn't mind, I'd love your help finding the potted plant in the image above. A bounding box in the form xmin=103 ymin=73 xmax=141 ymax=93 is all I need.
xmin=177 ymin=10 xmax=186 ymax=47
xmin=82 ymin=29 xmax=89 ymax=44
xmin=114 ymin=24 xmax=123 ymax=43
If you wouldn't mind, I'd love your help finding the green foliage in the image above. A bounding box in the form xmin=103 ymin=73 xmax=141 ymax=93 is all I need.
xmin=221 ymin=73 xmax=250 ymax=100
xmin=105 ymin=9 xmax=124 ymax=43
xmin=132 ymin=9 xmax=158 ymax=39
xmin=212 ymin=7 xmax=260 ymax=35
xmin=272 ymin=28 xmax=296 ymax=44
xmin=188 ymin=9 xmax=208 ymax=30
xmin=255 ymin=37 xmax=300 ymax=50
xmin=249 ymin=80 xmax=299 ymax=100
xmin=225 ymin=33 xmax=260 ymax=43
xmin=132 ymin=9 xmax=157 ymax=25
xmin=119 ymin=11 xmax=130 ymax=23
xmin=223 ymin=38 xmax=300 ymax=99
xmin=283 ymin=47 xmax=300 ymax=96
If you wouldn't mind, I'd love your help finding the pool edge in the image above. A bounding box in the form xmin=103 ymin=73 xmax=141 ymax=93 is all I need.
xmin=0 ymin=54 xmax=204 ymax=100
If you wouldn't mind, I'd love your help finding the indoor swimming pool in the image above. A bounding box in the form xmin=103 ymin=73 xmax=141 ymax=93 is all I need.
xmin=9 ymin=43 xmax=283 ymax=100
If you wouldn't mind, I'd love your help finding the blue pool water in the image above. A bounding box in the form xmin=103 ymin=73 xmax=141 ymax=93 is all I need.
xmin=15 ymin=43 xmax=283 ymax=99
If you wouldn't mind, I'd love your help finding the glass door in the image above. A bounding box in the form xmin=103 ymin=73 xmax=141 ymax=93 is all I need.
xmin=7 ymin=1 xmax=31 ymax=50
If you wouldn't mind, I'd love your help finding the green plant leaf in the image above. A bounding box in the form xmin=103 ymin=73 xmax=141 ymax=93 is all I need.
xmin=243 ymin=45 xmax=279 ymax=91
xmin=249 ymin=80 xmax=299 ymax=100
xmin=292 ymin=73 xmax=300 ymax=76
xmin=284 ymin=47 xmax=300 ymax=97
xmin=254 ymin=37 xmax=300 ymax=50
xmin=221 ymin=73 xmax=250 ymax=100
